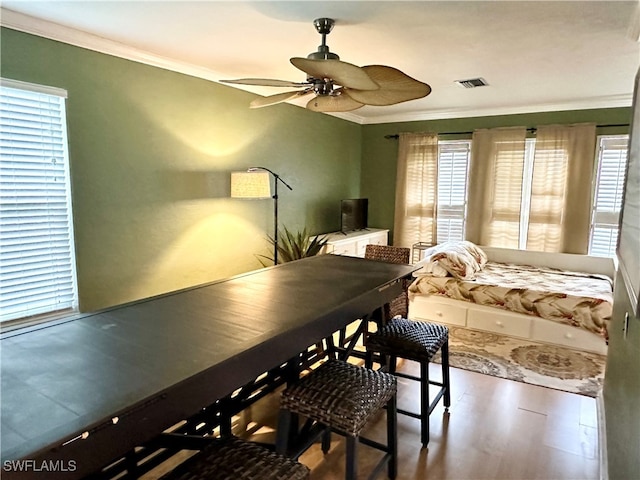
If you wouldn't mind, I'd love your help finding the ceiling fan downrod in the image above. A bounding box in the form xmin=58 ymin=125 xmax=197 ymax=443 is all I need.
xmin=307 ymin=18 xmax=339 ymax=61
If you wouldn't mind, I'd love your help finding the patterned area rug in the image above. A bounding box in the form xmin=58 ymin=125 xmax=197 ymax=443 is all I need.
xmin=434 ymin=326 xmax=606 ymax=397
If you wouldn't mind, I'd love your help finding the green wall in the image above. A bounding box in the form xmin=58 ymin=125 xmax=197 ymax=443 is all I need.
xmin=1 ymin=28 xmax=362 ymax=312
xmin=604 ymin=271 xmax=640 ymax=479
xmin=361 ymin=109 xmax=631 ymax=241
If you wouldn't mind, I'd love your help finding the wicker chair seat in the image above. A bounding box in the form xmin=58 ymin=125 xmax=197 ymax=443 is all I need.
xmin=161 ymin=436 xmax=309 ymax=480
xmin=367 ymin=318 xmax=449 ymax=363
xmin=281 ymin=359 xmax=397 ymax=437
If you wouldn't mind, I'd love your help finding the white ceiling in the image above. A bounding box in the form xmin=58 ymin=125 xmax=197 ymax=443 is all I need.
xmin=2 ymin=1 xmax=639 ymax=124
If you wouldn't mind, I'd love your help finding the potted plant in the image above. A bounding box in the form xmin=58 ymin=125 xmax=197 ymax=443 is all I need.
xmin=258 ymin=226 xmax=328 ymax=266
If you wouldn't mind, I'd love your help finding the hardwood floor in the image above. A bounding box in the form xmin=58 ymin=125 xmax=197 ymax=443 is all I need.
xmin=144 ymin=361 xmax=601 ymax=480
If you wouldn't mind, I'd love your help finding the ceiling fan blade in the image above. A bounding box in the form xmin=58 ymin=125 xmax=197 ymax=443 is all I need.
xmin=250 ymin=89 xmax=313 ymax=109
xmin=343 ymin=65 xmax=431 ymax=106
xmin=306 ymin=91 xmax=364 ymax=112
xmin=290 ymin=58 xmax=379 ymax=91
xmin=220 ymin=78 xmax=310 ymax=88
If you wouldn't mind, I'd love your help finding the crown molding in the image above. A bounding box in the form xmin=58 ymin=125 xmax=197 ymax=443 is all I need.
xmin=359 ymin=94 xmax=634 ymax=125
xmin=1 ymin=8 xmax=363 ymax=122
xmin=1 ymin=8 xmax=633 ymax=126
xmin=0 ymin=8 xmax=228 ymax=85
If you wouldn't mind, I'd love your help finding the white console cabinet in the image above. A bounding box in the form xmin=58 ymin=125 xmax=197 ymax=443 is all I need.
xmin=316 ymin=228 xmax=389 ymax=258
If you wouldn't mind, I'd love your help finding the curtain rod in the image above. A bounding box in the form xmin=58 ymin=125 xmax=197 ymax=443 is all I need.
xmin=383 ymin=123 xmax=630 ymax=139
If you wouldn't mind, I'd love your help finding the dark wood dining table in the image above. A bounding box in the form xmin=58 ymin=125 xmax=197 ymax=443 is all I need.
xmin=0 ymin=254 xmax=416 ymax=479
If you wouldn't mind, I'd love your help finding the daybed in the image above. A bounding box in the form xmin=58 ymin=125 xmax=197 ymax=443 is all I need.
xmin=408 ymin=242 xmax=614 ymax=355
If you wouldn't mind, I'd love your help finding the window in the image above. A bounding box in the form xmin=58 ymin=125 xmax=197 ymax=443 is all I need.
xmin=519 ymin=137 xmax=571 ymax=251
xmin=589 ymin=135 xmax=628 ymax=257
xmin=436 ymin=140 xmax=470 ymax=243
xmin=0 ymin=79 xmax=78 ymax=324
xmin=409 ymin=129 xmax=628 ymax=255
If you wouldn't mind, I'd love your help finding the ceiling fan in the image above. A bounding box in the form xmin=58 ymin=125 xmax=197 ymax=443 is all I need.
xmin=220 ymin=18 xmax=431 ymax=112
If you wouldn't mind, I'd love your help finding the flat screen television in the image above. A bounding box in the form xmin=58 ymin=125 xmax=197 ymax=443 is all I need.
xmin=341 ymin=198 xmax=368 ymax=233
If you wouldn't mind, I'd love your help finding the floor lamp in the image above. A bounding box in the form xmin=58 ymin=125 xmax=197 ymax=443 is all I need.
xmin=230 ymin=167 xmax=293 ymax=265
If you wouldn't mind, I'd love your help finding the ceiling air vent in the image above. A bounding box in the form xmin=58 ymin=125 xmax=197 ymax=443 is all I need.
xmin=454 ymin=77 xmax=489 ymax=89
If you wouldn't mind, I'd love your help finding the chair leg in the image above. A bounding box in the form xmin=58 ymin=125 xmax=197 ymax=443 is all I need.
xmin=420 ymin=361 xmax=430 ymax=447
xmin=219 ymin=398 xmax=233 ymax=438
xmin=388 ymin=355 xmax=397 ymax=375
xmin=275 ymin=409 xmax=292 ymax=456
xmin=345 ymin=435 xmax=358 ymax=480
xmin=387 ymin=393 xmax=398 ymax=479
xmin=442 ymin=341 xmax=451 ymax=408
xmin=321 ymin=427 xmax=331 ymax=454
xmin=365 ymin=348 xmax=374 ymax=369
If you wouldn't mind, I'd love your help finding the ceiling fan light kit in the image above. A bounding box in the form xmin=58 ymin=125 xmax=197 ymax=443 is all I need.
xmin=221 ymin=18 xmax=431 ymax=113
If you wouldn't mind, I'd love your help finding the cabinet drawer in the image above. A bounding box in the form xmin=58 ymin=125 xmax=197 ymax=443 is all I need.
xmin=410 ymin=297 xmax=467 ymax=326
xmin=356 ymin=240 xmax=371 ymax=257
xmin=356 ymin=233 xmax=389 ymax=257
xmin=318 ymin=229 xmax=389 ymax=258
xmin=367 ymin=232 xmax=388 ymax=246
xmin=330 ymin=242 xmax=357 ymax=257
xmin=467 ymin=309 xmax=531 ymax=338
xmin=531 ymin=319 xmax=607 ymax=355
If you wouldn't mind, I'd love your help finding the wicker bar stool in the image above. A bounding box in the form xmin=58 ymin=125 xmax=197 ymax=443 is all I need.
xmin=364 ymin=244 xmax=451 ymax=447
xmin=276 ymin=359 xmax=397 ymax=480
xmin=160 ymin=436 xmax=310 ymax=480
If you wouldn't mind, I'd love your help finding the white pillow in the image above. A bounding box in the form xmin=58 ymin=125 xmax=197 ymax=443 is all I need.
xmin=460 ymin=241 xmax=488 ymax=268
xmin=412 ymin=256 xmax=449 ymax=277
xmin=430 ymin=245 xmax=480 ymax=280
xmin=413 ymin=241 xmax=483 ymax=280
xmin=419 ymin=245 xmax=441 ymax=260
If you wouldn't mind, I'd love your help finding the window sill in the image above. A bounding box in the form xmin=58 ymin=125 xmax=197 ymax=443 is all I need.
xmin=0 ymin=309 xmax=81 ymax=337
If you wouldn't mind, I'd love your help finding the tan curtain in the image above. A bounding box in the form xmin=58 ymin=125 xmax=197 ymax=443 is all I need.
xmin=527 ymin=123 xmax=596 ymax=253
xmin=466 ymin=127 xmax=527 ymax=248
xmin=393 ymin=132 xmax=439 ymax=248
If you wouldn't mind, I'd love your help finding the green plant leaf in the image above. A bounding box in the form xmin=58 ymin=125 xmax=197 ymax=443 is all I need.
xmin=257 ymin=226 xmax=328 ymax=265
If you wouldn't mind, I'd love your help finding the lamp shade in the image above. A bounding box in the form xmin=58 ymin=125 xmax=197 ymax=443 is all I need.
xmin=230 ymin=171 xmax=272 ymax=198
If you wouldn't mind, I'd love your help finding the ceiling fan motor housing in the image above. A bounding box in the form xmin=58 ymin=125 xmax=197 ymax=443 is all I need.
xmin=312 ymin=78 xmax=333 ymax=95
xmin=307 ymin=46 xmax=339 ymax=61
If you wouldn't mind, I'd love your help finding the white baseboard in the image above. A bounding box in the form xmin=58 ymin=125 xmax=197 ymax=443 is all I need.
xmin=596 ymin=391 xmax=608 ymax=480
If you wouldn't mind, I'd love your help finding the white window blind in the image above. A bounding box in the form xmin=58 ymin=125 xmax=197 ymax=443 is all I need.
xmin=436 ymin=140 xmax=470 ymax=242
xmin=0 ymin=81 xmax=77 ymax=323
xmin=526 ymin=141 xmax=567 ymax=252
xmin=589 ymin=135 xmax=628 ymax=257
xmin=488 ymin=139 xmax=526 ymax=248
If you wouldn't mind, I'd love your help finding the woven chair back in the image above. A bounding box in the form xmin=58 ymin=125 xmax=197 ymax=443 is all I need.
xmin=364 ymin=244 xmax=411 ymax=320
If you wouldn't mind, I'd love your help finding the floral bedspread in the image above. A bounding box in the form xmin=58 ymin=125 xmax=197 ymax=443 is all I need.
xmin=408 ymin=261 xmax=613 ymax=339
